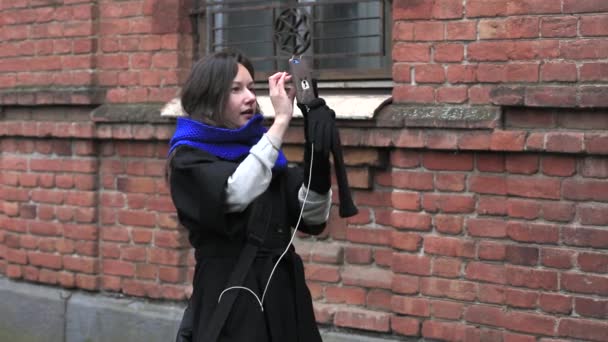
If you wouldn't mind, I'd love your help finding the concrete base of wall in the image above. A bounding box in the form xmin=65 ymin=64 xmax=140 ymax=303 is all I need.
xmin=0 ymin=276 xmax=406 ymax=342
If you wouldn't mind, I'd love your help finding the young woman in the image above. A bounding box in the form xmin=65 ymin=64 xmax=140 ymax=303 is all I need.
xmin=167 ymin=50 xmax=334 ymax=341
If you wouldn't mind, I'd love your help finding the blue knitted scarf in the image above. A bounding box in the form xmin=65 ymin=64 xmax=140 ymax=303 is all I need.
xmin=168 ymin=114 xmax=287 ymax=171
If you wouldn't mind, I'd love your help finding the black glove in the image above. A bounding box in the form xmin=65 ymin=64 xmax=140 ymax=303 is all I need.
xmin=298 ymin=98 xmax=336 ymax=156
xmin=297 ymin=84 xmax=333 ymax=193
xmin=303 ymin=138 xmax=331 ymax=194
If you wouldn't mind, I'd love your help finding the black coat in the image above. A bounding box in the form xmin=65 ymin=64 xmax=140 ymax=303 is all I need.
xmin=169 ymin=146 xmax=324 ymax=342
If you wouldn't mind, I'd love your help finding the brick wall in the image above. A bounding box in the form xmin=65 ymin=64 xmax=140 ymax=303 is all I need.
xmin=1 ymin=0 xmax=608 ymax=341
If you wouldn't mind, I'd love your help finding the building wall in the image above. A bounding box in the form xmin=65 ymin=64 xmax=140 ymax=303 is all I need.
xmin=1 ymin=1 xmax=608 ymax=341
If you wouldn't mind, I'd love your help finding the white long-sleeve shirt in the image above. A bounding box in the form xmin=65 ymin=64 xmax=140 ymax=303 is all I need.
xmin=225 ymin=134 xmax=332 ymax=225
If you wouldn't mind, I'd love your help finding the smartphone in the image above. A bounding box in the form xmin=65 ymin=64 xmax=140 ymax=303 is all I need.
xmin=288 ymin=56 xmax=316 ymax=105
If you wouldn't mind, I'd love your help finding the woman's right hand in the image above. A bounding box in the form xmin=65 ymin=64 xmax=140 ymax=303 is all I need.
xmin=268 ymin=71 xmax=296 ymax=125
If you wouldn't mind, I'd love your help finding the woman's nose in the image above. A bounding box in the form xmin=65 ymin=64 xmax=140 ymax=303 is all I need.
xmin=244 ymin=88 xmax=256 ymax=103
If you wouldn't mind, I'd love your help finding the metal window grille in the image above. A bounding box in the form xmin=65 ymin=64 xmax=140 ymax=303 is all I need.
xmin=191 ymin=0 xmax=392 ymax=81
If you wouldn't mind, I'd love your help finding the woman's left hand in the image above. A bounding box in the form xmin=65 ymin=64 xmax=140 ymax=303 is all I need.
xmin=268 ymin=72 xmax=296 ymax=124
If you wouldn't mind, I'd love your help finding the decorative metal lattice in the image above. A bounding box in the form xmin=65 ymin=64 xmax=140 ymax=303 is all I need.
xmin=273 ymin=8 xmax=311 ymax=55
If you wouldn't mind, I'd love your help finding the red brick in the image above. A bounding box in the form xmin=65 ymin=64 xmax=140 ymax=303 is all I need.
xmin=476 ymin=285 xmax=504 ymax=306
xmin=392 ymin=274 xmax=419 ymax=295
xmin=507 ymin=222 xmax=559 ymax=244
xmin=391 ymin=316 xmax=420 ymax=337
xmin=563 ymin=227 xmax=608 ymax=249
xmin=392 ymin=253 xmax=431 ymax=276
xmin=415 ymin=64 xmax=445 ymax=83
xmin=468 ymin=42 xmax=510 ymax=61
xmin=325 ymin=286 xmax=366 ymax=305
xmin=561 ymin=39 xmax=608 ymax=60
xmin=541 ymin=155 xmax=576 ymax=176
xmin=505 ymin=288 xmax=538 ymax=309
xmin=425 ymin=130 xmax=458 ymax=150
xmin=504 ymin=332 xmax=537 ymax=342
xmin=507 ymin=198 xmax=541 ymax=220
xmin=334 ymin=308 xmax=390 ymax=332
xmin=391 ymin=231 xmax=422 ymax=251
xmin=490 ymin=131 xmax=526 ymax=151
xmin=546 ymin=132 xmax=584 ymax=153
xmin=560 ymin=273 xmax=608 ymax=296
xmin=477 ymin=153 xmax=505 ymax=172
xmin=342 ymin=266 xmax=392 ymax=289
xmin=579 ymin=205 xmax=608 ymax=225
xmin=421 ymin=278 xmax=477 ymax=301
xmin=392 ymin=22 xmax=414 ymax=41
xmin=541 ymin=198 xmax=576 ymax=222
xmin=393 ymin=62 xmax=412 ymax=83
xmin=63 ymin=255 xmax=98 ymax=273
xmin=504 ymin=311 xmax=556 ymax=336
xmin=424 ymin=236 xmax=475 ymax=258
xmin=541 ymin=62 xmax=578 ymax=82
xmin=464 ymin=304 xmax=505 ymax=327
xmin=563 ymin=179 xmax=608 ymax=202
xmin=378 ymin=210 xmax=432 ymax=231
xmin=435 ymin=43 xmax=464 ymax=62
xmin=541 ymin=16 xmax=578 ymax=37
xmin=344 ymin=246 xmax=372 ymax=265
xmin=422 ymin=151 xmax=474 ymax=171
xmin=581 ymin=157 xmax=608 ymax=178
xmin=345 ymin=227 xmax=390 ymax=246
xmin=558 ymin=318 xmax=608 ymax=342
xmin=446 ymin=21 xmax=476 ymax=40
xmin=479 ymin=17 xmax=539 ymax=39
xmin=507 ymin=177 xmax=561 ymax=200
xmin=478 ymin=241 xmax=507 ymax=261
xmin=586 ymin=134 xmax=608 ymax=154
xmin=580 ymin=63 xmax=608 ymax=81
xmin=422 ymin=321 xmax=468 ymax=341
xmin=390 ymin=150 xmax=419 ymax=168
xmin=394 ymin=0 xmax=433 ymax=19
xmin=367 ymin=289 xmax=392 ymax=310
xmin=506 ymin=245 xmax=539 ymax=266
xmin=384 ymin=171 xmax=434 ymax=191
xmin=540 ymin=293 xmax=573 ymax=314
xmin=506 ymin=266 xmax=558 ymax=290
xmin=467 ymin=218 xmax=508 ymax=238
xmin=393 ymin=84 xmax=435 ymax=102
xmin=434 ymin=215 xmax=464 ymax=235
xmin=392 ymin=43 xmax=431 ymax=62
xmin=432 ymin=257 xmax=462 ymax=278
xmin=392 ymin=296 xmax=430 ymax=317
xmin=466 ymin=261 xmax=506 ymax=284
xmin=541 ymin=248 xmax=575 ymax=269
xmin=508 ymin=0 xmax=562 ymax=14
xmin=448 ymin=65 xmax=478 ymax=84
xmin=391 ymin=191 xmax=420 ymax=211
xmin=469 ymin=175 xmax=507 ymax=195
xmin=422 ymin=193 xmax=475 ymax=213
xmin=574 ymin=297 xmax=607 ymax=321
xmin=578 ymin=252 xmax=608 ymax=273
xmin=102 ymin=259 xmax=135 ymax=277
xmin=506 ymin=154 xmax=539 ymax=174
xmin=581 ymin=14 xmax=608 ymax=36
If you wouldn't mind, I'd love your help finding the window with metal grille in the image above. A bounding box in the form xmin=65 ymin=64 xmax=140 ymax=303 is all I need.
xmin=191 ymin=0 xmax=392 ymax=83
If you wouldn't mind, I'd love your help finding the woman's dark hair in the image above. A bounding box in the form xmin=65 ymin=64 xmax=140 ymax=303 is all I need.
xmin=180 ymin=49 xmax=257 ymax=127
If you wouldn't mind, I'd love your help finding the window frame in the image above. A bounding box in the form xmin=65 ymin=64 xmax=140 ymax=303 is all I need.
xmin=190 ymin=0 xmax=393 ymax=85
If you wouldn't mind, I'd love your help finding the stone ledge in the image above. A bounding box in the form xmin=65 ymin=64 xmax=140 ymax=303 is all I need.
xmin=0 ymin=87 xmax=106 ymax=106
xmin=2 ymin=119 xmax=608 ymax=155
xmin=376 ymin=104 xmax=501 ymax=129
xmin=91 ymin=103 xmax=174 ymax=123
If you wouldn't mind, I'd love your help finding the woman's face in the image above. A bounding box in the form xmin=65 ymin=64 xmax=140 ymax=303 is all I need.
xmin=223 ymin=63 xmax=256 ymax=128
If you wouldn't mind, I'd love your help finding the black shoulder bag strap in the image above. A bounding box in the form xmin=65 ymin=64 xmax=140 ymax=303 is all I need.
xmin=202 ymin=190 xmax=273 ymax=341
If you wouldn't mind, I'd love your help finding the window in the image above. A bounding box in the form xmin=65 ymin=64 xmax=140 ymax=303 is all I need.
xmin=191 ymin=0 xmax=392 ymax=82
